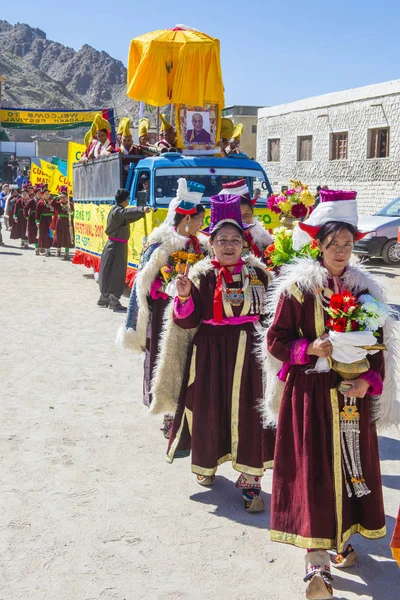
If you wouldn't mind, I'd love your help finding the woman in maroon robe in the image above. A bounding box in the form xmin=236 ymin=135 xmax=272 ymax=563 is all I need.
xmin=35 ymin=188 xmax=54 ymax=256
xmin=24 ymin=184 xmax=41 ymax=254
xmin=11 ymin=189 xmax=28 ymax=247
xmin=119 ymin=179 xmax=208 ymax=438
xmin=264 ymin=190 xmax=400 ymax=599
xmin=52 ymin=187 xmax=74 ymax=260
xmin=153 ymin=194 xmax=275 ymax=512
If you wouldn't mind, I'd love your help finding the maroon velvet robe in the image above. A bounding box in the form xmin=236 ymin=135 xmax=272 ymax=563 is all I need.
xmin=35 ymin=200 xmax=54 ymax=249
xmin=167 ymin=265 xmax=275 ymax=477
xmin=267 ymin=286 xmax=386 ymax=552
xmin=24 ymin=197 xmax=38 ymax=244
xmin=52 ymin=201 xmax=74 ymax=248
xmin=11 ymin=197 xmax=27 ymax=241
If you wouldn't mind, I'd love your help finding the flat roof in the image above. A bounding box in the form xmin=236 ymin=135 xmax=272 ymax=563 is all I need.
xmin=258 ymin=79 xmax=400 ymax=118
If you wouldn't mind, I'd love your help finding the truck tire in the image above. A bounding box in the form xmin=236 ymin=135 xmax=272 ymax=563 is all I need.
xmin=382 ymin=239 xmax=400 ymax=265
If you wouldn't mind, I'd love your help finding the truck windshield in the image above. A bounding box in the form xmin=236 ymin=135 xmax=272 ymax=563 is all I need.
xmin=154 ymin=168 xmax=267 ymax=205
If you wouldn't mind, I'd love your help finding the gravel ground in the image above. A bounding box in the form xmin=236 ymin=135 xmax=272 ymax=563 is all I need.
xmin=0 ymin=230 xmax=399 ymax=600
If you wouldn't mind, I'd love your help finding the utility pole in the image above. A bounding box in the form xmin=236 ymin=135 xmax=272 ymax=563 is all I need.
xmin=0 ymin=75 xmax=5 ymax=133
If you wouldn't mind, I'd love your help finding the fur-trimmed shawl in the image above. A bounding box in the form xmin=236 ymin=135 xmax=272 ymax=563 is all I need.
xmin=250 ymin=219 xmax=273 ymax=251
xmin=258 ymin=256 xmax=400 ymax=431
xmin=150 ymin=254 xmax=272 ymax=415
xmin=116 ymin=224 xmax=209 ymax=352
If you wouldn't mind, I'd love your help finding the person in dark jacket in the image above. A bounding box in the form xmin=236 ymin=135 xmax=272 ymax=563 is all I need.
xmin=98 ymin=188 xmax=150 ymax=312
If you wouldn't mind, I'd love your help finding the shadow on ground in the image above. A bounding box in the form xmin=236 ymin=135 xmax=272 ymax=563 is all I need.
xmin=190 ymin=475 xmax=271 ymax=529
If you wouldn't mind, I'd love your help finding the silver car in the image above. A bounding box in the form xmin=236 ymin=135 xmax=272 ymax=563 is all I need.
xmin=354 ymin=196 xmax=400 ymax=265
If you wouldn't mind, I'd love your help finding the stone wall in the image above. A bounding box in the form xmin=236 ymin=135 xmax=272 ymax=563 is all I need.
xmin=257 ymin=82 xmax=400 ymax=214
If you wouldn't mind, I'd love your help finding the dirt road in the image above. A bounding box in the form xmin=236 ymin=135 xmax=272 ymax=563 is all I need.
xmin=0 ymin=232 xmax=399 ymax=600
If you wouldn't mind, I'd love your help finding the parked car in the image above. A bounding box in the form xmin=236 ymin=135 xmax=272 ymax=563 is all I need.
xmin=354 ymin=196 xmax=400 ymax=264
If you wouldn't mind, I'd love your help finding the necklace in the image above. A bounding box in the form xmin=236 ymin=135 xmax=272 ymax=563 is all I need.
xmin=221 ymin=265 xmax=251 ymax=316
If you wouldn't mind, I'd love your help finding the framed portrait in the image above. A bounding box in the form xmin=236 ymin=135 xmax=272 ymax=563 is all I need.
xmin=176 ymin=103 xmax=220 ymax=155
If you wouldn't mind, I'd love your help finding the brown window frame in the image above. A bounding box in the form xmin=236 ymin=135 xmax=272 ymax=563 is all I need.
xmin=330 ymin=132 xmax=348 ymax=160
xmin=367 ymin=127 xmax=390 ymax=159
xmin=267 ymin=138 xmax=281 ymax=162
xmin=297 ymin=135 xmax=313 ymax=161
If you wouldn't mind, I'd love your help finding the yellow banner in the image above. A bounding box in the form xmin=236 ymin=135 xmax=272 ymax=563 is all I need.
xmin=0 ymin=109 xmax=101 ymax=127
xmin=30 ymin=159 xmax=72 ymax=196
xmin=74 ymin=203 xmax=168 ymax=268
xmin=67 ymin=142 xmax=86 ymax=193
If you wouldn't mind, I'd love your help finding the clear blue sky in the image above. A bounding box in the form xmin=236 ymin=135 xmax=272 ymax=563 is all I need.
xmin=2 ymin=0 xmax=400 ymax=107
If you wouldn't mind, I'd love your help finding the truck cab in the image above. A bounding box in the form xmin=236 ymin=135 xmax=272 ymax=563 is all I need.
xmin=126 ymin=152 xmax=273 ymax=208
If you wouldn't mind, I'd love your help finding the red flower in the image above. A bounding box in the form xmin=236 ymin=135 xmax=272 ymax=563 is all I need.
xmin=332 ymin=317 xmax=347 ymax=332
xmin=291 ymin=203 xmax=307 ymax=219
xmin=326 ymin=318 xmax=335 ymax=329
xmin=310 ymin=239 xmax=318 ymax=250
xmin=343 ymin=298 xmax=358 ymax=314
xmin=350 ymin=320 xmax=358 ymax=331
xmin=330 ymin=294 xmax=344 ymax=310
xmin=266 ymin=244 xmax=275 ymax=253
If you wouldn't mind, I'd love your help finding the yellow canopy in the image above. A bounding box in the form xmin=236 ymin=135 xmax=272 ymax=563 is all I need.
xmin=127 ymin=26 xmax=225 ymax=108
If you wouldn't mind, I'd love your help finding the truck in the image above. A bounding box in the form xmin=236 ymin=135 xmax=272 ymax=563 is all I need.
xmin=72 ymin=151 xmax=277 ymax=283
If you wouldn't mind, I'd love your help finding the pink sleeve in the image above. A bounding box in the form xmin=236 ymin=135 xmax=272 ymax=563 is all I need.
xmin=149 ymin=278 xmax=169 ymax=300
xmin=277 ymin=338 xmax=310 ymax=382
xmin=290 ymin=338 xmax=311 ymax=365
xmin=173 ymin=296 xmax=195 ymax=319
xmin=359 ymin=369 xmax=383 ymax=396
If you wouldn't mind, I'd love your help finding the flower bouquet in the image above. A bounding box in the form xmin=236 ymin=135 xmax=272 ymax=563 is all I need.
xmin=267 ymin=180 xmax=315 ymax=228
xmin=315 ymin=290 xmax=388 ymax=377
xmin=264 ymin=226 xmax=320 ymax=270
xmin=160 ymin=250 xmax=204 ymax=295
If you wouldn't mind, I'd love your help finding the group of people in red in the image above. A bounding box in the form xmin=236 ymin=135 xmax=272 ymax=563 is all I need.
xmin=3 ymin=180 xmax=74 ymax=259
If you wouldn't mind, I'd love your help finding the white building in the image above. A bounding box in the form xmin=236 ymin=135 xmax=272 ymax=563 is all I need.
xmin=257 ymin=80 xmax=400 ymax=214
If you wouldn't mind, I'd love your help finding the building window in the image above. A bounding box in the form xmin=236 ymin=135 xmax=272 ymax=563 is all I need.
xmin=267 ymin=138 xmax=280 ymax=162
xmin=330 ymin=132 xmax=348 ymax=160
xmin=297 ymin=135 xmax=312 ymax=161
xmin=367 ymin=127 xmax=390 ymax=158
xmin=252 ymin=125 xmax=257 ymax=134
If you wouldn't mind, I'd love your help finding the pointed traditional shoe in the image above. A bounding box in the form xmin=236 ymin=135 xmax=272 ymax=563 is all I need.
xmin=304 ymin=551 xmax=333 ymax=600
xmin=241 ymin=490 xmax=265 ymax=513
xmin=196 ymin=475 xmax=216 ymax=487
xmin=331 ymin=544 xmax=358 ymax=569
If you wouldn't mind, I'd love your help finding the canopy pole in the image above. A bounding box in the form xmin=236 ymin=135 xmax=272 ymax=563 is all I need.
xmin=156 ymin=107 xmax=160 ymax=138
xmin=170 ymin=104 xmax=174 ymax=129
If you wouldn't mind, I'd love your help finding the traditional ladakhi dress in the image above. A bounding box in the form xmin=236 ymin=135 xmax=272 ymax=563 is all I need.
xmin=243 ymin=219 xmax=273 ymax=260
xmin=151 ymin=255 xmax=275 ymax=478
xmin=11 ymin=196 xmax=28 ymax=242
xmin=35 ymin=200 xmax=54 ymax=249
xmin=52 ymin=201 xmax=74 ymax=249
xmin=120 ymin=223 xmax=208 ymax=408
xmin=24 ymin=196 xmax=38 ymax=244
xmin=262 ymin=257 xmax=400 ymax=552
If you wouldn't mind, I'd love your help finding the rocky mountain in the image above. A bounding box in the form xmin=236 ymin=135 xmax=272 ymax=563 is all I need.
xmin=0 ymin=20 xmax=163 ymax=123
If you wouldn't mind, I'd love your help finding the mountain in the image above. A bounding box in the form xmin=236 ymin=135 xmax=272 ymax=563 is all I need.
xmin=0 ymin=20 xmax=163 ymax=124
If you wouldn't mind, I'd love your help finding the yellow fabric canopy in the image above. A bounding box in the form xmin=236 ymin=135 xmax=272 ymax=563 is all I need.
xmin=127 ymin=26 xmax=225 ymax=108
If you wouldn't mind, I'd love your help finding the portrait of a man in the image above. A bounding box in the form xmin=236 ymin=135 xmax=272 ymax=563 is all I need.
xmin=186 ymin=112 xmax=212 ymax=145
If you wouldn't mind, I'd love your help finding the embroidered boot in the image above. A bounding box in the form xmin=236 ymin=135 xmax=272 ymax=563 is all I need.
xmin=235 ymin=473 xmax=264 ymax=513
xmin=56 ymin=249 xmax=61 ymax=257
xmin=45 ymin=249 xmax=51 ymax=257
xmin=304 ymin=551 xmax=333 ymax=599
xmin=331 ymin=544 xmax=358 ymax=569
xmin=196 ymin=474 xmax=216 ymax=487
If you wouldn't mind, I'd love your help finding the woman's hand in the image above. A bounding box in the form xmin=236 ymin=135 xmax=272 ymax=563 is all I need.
xmin=176 ymin=263 xmax=191 ymax=299
xmin=307 ymin=334 xmax=333 ymax=358
xmin=341 ymin=378 xmax=370 ymax=398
